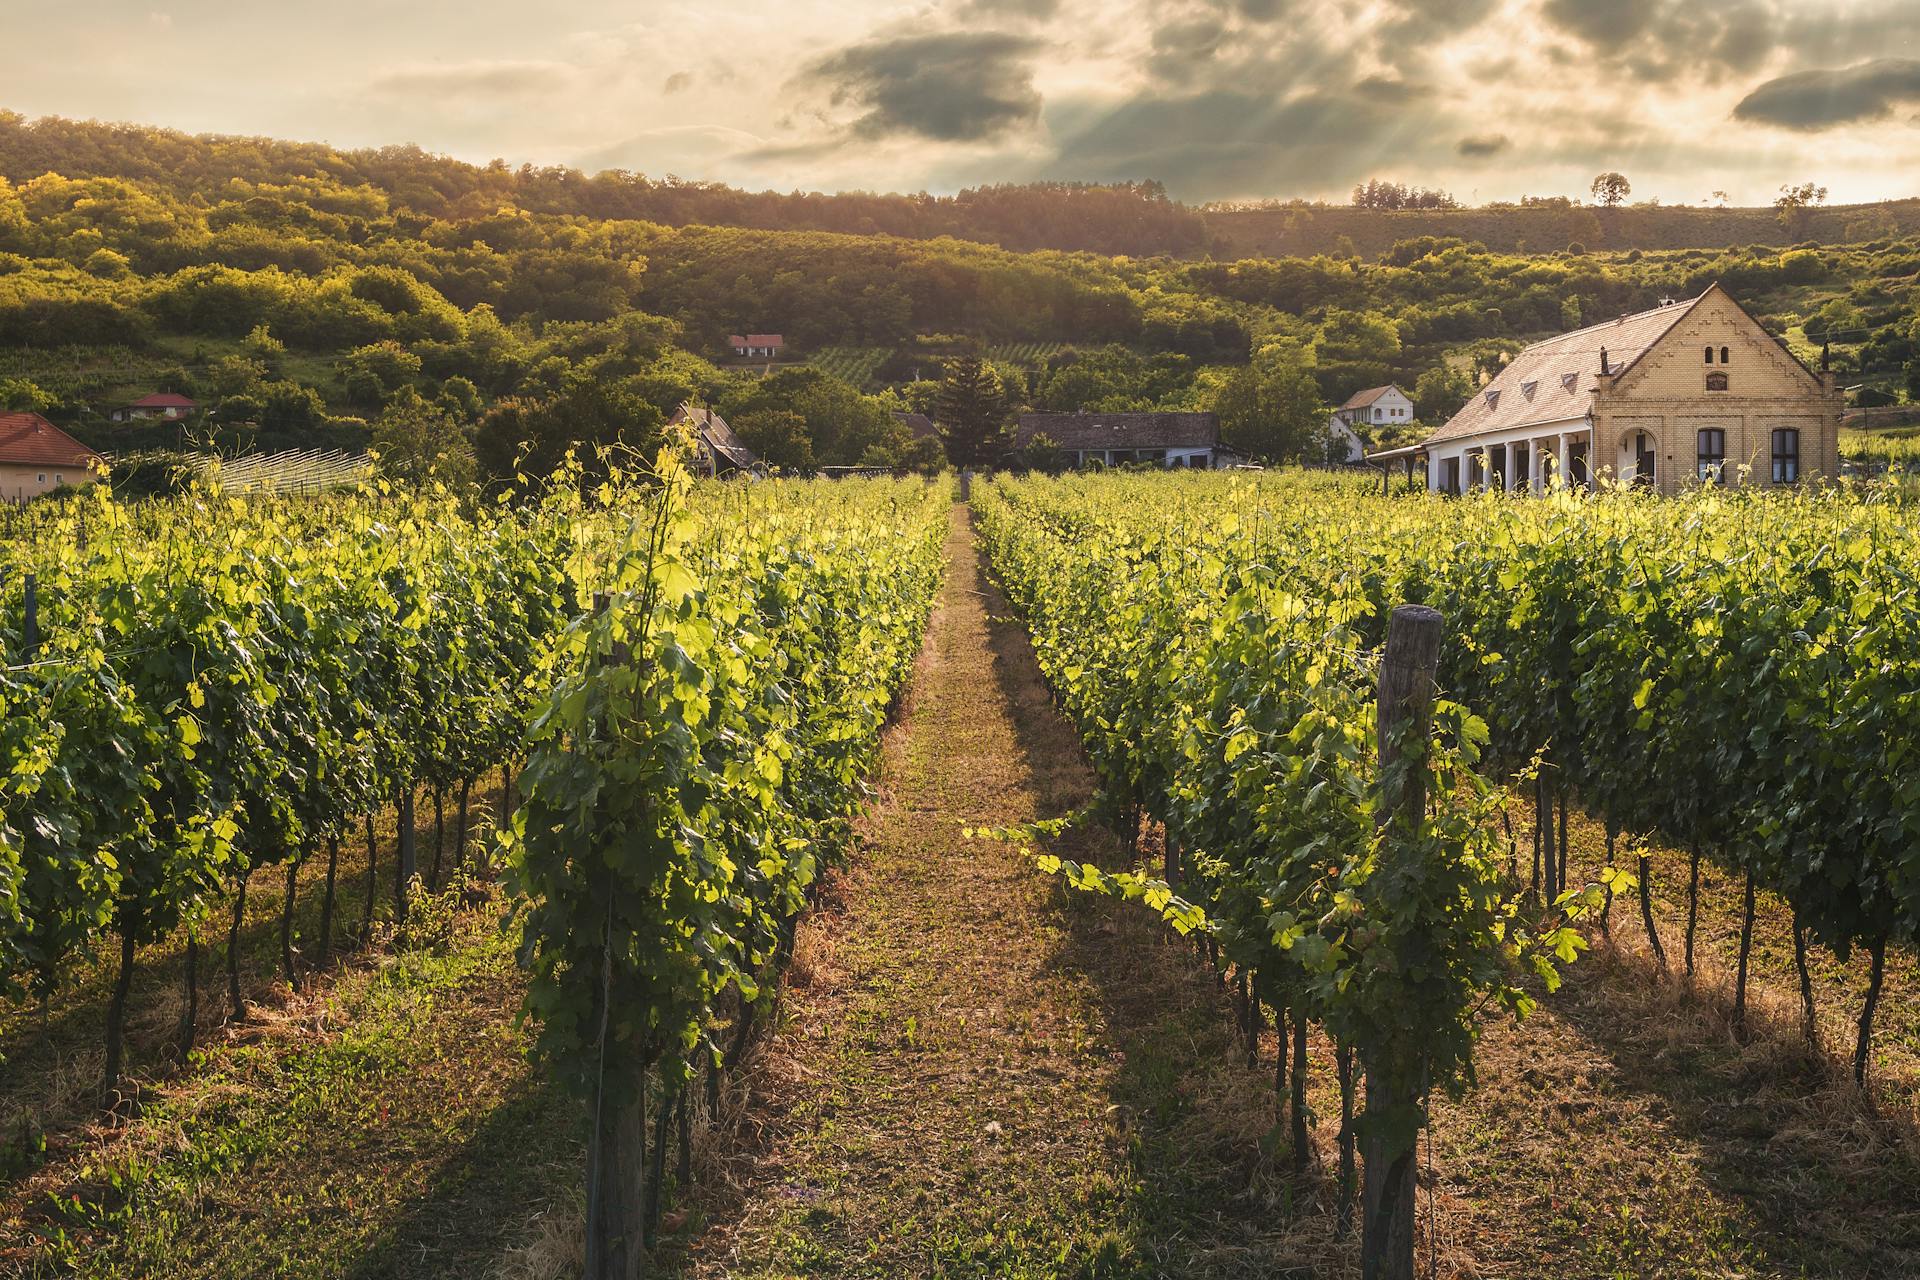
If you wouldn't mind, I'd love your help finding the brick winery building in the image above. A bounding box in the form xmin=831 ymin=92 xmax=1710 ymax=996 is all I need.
xmin=1378 ymin=285 xmax=1842 ymax=495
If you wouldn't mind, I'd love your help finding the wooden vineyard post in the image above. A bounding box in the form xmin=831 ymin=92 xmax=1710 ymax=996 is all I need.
xmin=22 ymin=572 xmax=38 ymax=655
xmin=585 ymin=592 xmax=651 ymax=1280
xmin=1362 ymin=603 xmax=1443 ymax=1280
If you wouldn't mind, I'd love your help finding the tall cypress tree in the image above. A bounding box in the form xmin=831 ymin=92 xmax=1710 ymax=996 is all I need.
xmin=933 ymin=356 xmax=1011 ymax=468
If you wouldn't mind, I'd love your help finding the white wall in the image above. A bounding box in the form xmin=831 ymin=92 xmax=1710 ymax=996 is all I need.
xmin=1424 ymin=416 xmax=1589 ymax=492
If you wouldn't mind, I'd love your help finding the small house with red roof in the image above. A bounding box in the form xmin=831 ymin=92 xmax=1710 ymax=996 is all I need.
xmin=728 ymin=334 xmax=785 ymax=360
xmin=110 ymin=392 xmax=199 ymax=423
xmin=0 ymin=412 xmax=104 ymax=502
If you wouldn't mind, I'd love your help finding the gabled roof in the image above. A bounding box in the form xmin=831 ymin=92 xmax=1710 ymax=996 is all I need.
xmin=671 ymin=402 xmax=757 ymax=469
xmin=893 ymin=411 xmax=939 ymax=441
xmin=127 ymin=392 xmax=197 ymax=409
xmin=728 ymin=334 xmax=784 ymax=347
xmin=1015 ymin=411 xmax=1218 ymax=451
xmin=0 ymin=413 xmax=103 ymax=468
xmin=1424 ymin=293 xmax=1705 ymax=445
xmin=1339 ymin=384 xmax=1406 ymax=410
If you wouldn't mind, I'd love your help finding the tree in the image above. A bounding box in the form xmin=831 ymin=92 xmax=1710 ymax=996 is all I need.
xmin=933 ymin=355 xmax=1010 ymax=468
xmin=734 ymin=408 xmax=815 ymax=471
xmin=370 ymin=386 xmax=475 ymax=488
xmin=1590 ymin=173 xmax=1630 ymax=208
xmin=1211 ymin=362 xmax=1324 ymax=464
xmin=1411 ymin=365 xmax=1473 ymax=423
xmin=1775 ymin=182 xmax=1828 ymax=237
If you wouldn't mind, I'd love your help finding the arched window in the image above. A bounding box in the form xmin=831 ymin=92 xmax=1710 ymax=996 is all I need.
xmin=1720 ymin=346 xmax=1730 ymax=364
xmin=1706 ymin=371 xmax=1729 ymax=391
xmin=1704 ymin=346 xmax=1714 ymax=364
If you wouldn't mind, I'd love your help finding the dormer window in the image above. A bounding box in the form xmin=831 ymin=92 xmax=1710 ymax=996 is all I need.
xmin=1561 ymin=372 xmax=1578 ymax=391
xmin=1521 ymin=380 xmax=1538 ymax=400
xmin=1706 ymin=371 xmax=1729 ymax=391
xmin=1485 ymin=389 xmax=1500 ymax=409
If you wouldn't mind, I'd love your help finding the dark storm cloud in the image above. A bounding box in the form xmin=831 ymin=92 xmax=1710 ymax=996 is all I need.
xmin=1540 ymin=0 xmax=1778 ymax=82
xmin=1734 ymin=58 xmax=1920 ymax=130
xmin=1050 ymin=87 xmax=1438 ymax=194
xmin=1456 ymin=133 xmax=1510 ymax=157
xmin=799 ymin=32 xmax=1044 ymax=142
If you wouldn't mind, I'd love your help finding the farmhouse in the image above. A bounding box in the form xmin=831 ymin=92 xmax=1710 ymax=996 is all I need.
xmin=1329 ymin=384 xmax=1413 ymax=461
xmin=1401 ymin=285 xmax=1841 ymax=495
xmin=670 ymin=402 xmax=758 ymax=476
xmin=729 ymin=334 xmax=784 ymax=360
xmin=0 ymin=412 xmax=104 ymax=502
xmin=1014 ymin=411 xmax=1229 ymax=469
xmin=109 ymin=392 xmax=198 ymax=422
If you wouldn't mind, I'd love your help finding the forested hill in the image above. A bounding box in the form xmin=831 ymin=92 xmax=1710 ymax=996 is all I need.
xmin=0 ymin=113 xmax=1208 ymax=259
xmin=9 ymin=112 xmax=1920 ymax=262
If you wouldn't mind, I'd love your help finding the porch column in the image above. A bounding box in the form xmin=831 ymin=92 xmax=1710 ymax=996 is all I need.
xmin=1556 ymin=434 xmax=1571 ymax=489
xmin=1531 ymin=438 xmax=1547 ymax=495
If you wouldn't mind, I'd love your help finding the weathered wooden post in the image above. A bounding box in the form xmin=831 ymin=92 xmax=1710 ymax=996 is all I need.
xmin=1362 ymin=603 xmax=1443 ymax=1280
xmin=959 ymin=469 xmax=972 ymax=500
xmin=394 ymin=788 xmax=416 ymax=925
xmin=584 ymin=591 xmax=650 ymax=1280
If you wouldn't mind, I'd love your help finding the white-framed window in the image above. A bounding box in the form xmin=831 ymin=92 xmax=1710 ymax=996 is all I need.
xmin=37 ymin=473 xmax=47 ymax=484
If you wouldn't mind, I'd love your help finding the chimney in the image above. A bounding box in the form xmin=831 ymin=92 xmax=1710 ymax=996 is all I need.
xmin=1599 ymin=346 xmax=1610 ymax=376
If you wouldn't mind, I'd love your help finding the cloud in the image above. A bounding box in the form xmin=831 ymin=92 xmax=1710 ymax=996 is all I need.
xmin=1050 ymin=86 xmax=1440 ymax=196
xmin=1147 ymin=17 xmax=1229 ymax=84
xmin=1734 ymin=58 xmax=1920 ymax=130
xmin=798 ymin=32 xmax=1044 ymax=142
xmin=1456 ymin=132 xmax=1510 ymax=157
xmin=1540 ymin=0 xmax=1778 ymax=82
xmin=953 ymin=0 xmax=1061 ymax=18
xmin=663 ymin=71 xmax=692 ymax=95
xmin=368 ymin=59 xmax=570 ymax=99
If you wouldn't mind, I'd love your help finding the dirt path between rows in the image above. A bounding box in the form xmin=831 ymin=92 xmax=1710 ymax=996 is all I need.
xmin=678 ymin=505 xmax=1317 ymax=1279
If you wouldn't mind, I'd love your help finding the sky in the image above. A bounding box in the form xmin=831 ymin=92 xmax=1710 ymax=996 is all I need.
xmin=3 ymin=0 xmax=1919 ymax=206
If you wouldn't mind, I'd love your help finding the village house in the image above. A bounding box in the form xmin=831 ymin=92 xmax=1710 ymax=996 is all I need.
xmin=669 ymin=402 xmax=759 ymax=476
xmin=1014 ymin=411 xmax=1231 ymax=469
xmin=109 ymin=392 xmax=198 ymax=423
xmin=1379 ymin=285 xmax=1841 ymax=495
xmin=0 ymin=412 xmax=104 ymax=502
xmin=729 ymin=334 xmax=784 ymax=360
xmin=1329 ymin=384 xmax=1413 ymax=462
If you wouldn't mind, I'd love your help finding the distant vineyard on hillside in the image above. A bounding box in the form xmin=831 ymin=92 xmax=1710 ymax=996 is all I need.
xmin=198 ymin=449 xmax=373 ymax=494
xmin=807 ymin=347 xmax=890 ymax=388
xmin=984 ymin=342 xmax=1067 ymax=367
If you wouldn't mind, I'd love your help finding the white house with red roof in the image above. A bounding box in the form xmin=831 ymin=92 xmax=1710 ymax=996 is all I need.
xmin=110 ymin=392 xmax=199 ymax=423
xmin=0 ymin=412 xmax=104 ymax=502
xmin=728 ymin=334 xmax=784 ymax=360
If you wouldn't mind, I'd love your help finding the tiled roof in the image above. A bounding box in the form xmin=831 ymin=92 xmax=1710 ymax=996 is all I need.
xmin=127 ymin=392 xmax=197 ymax=409
xmin=672 ymin=403 xmax=757 ymax=469
xmin=0 ymin=413 xmax=102 ymax=468
xmin=1015 ymin=412 xmax=1219 ymax=451
xmin=892 ymin=411 xmax=939 ymax=441
xmin=1424 ymin=294 xmax=1704 ymax=445
xmin=728 ymin=334 xmax=784 ymax=347
xmin=1339 ymin=385 xmax=1404 ymax=410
